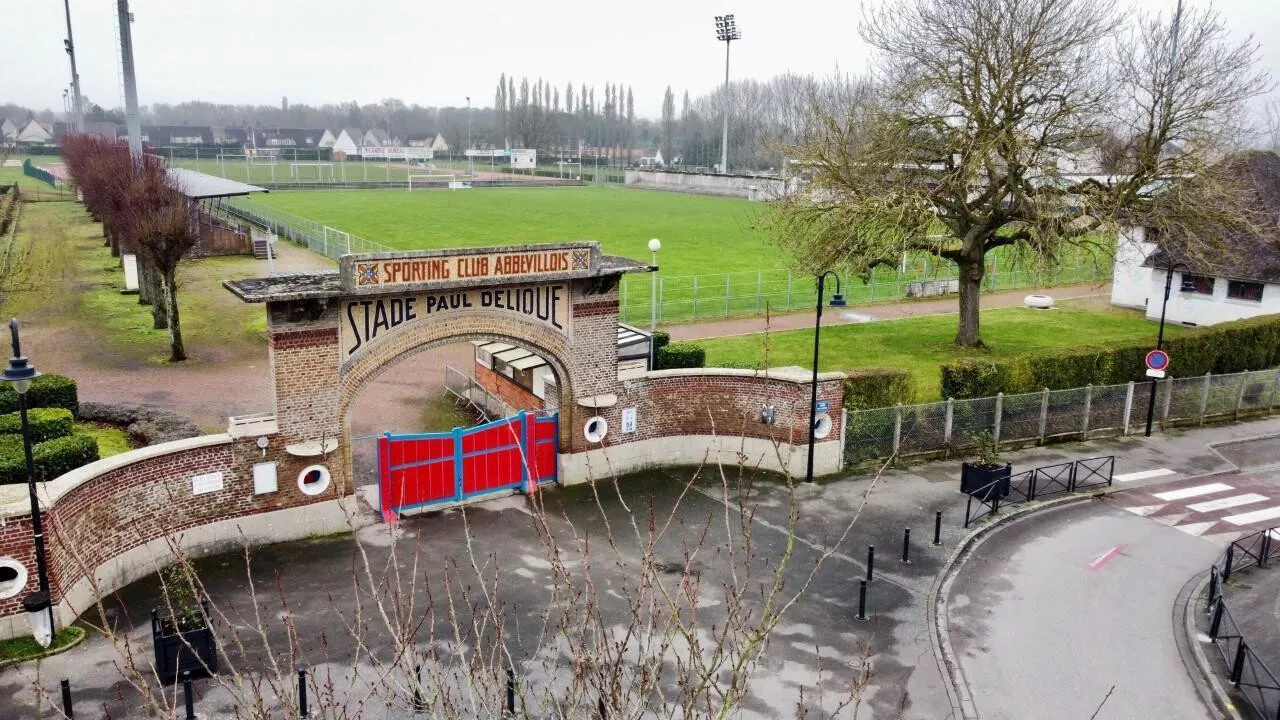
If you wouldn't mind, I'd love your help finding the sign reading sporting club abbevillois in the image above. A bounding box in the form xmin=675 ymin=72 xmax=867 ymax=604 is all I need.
xmin=339 ymin=242 xmax=598 ymax=293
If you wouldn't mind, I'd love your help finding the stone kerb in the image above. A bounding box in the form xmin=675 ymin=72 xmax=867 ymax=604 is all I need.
xmin=0 ymin=433 xmax=355 ymax=640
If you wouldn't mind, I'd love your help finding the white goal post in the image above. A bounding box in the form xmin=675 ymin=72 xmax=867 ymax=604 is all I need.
xmin=407 ymin=173 xmax=455 ymax=191
xmin=290 ymin=162 xmax=335 ymax=181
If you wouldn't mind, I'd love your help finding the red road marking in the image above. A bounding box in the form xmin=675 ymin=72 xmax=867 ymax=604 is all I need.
xmin=1089 ymin=544 xmax=1127 ymax=571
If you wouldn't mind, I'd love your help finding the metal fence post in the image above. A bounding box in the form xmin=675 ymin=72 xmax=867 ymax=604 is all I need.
xmin=1270 ymin=368 xmax=1280 ymax=412
xmin=870 ymin=267 xmax=876 ymax=302
xmin=786 ymin=271 xmax=793 ymax=310
xmin=692 ymin=275 xmax=698 ymax=319
xmin=1038 ymin=388 xmax=1050 ymax=443
xmin=1082 ymin=384 xmax=1093 ymax=437
xmin=943 ymin=397 xmax=955 ymax=449
xmin=755 ymin=271 xmax=762 ymax=313
xmin=658 ymin=277 xmax=664 ymax=322
xmin=1234 ymin=371 xmax=1248 ymax=419
xmin=1199 ymin=372 xmax=1212 ymax=424
xmin=892 ymin=404 xmax=903 ymax=455
xmin=724 ymin=273 xmax=731 ymax=317
xmin=1230 ymin=641 xmax=1247 ymax=684
xmin=1122 ymin=381 xmax=1135 ymax=435
xmin=993 ymin=392 xmax=1003 ymax=447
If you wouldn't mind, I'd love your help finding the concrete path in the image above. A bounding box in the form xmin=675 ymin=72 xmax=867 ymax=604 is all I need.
xmin=666 ymin=282 xmax=1111 ymax=341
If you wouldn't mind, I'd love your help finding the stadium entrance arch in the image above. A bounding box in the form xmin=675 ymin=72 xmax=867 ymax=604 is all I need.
xmin=225 ymin=242 xmax=652 ymax=517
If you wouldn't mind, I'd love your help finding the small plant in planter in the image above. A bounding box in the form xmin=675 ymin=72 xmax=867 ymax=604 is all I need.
xmin=960 ymin=431 xmax=1012 ymax=499
xmin=151 ymin=563 xmax=217 ymax=684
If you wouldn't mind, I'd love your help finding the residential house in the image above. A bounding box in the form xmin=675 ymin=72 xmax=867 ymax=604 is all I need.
xmin=429 ymin=133 xmax=449 ymax=154
xmin=317 ymin=129 xmax=337 ymax=149
xmin=363 ymin=128 xmax=394 ymax=147
xmin=16 ymin=119 xmax=54 ymax=144
xmin=52 ymin=121 xmax=120 ymax=143
xmin=212 ymin=126 xmax=252 ymax=147
xmin=140 ymin=125 xmax=214 ymax=145
xmin=1 ymin=118 xmax=18 ymax=144
xmin=405 ymin=132 xmax=434 ymax=147
xmin=332 ymin=128 xmax=364 ymax=157
xmin=256 ymin=128 xmax=321 ymax=149
xmin=1111 ymin=150 xmax=1280 ymax=326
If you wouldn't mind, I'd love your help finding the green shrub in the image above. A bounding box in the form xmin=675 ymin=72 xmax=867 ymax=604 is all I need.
xmin=0 ymin=374 xmax=80 ymax=415
xmin=0 ymin=408 xmax=74 ymax=443
xmin=652 ymin=331 xmax=671 ymax=350
xmin=0 ymin=432 xmax=100 ymax=484
xmin=655 ymin=342 xmax=707 ymax=370
xmin=939 ymin=314 xmax=1280 ymax=398
xmin=843 ymin=368 xmax=914 ymax=410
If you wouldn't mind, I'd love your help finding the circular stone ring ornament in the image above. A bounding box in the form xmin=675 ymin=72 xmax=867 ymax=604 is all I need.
xmin=1145 ymin=349 xmax=1170 ymax=372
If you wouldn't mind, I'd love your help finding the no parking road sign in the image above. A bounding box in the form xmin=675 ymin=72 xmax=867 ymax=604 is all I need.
xmin=1145 ymin=349 xmax=1170 ymax=378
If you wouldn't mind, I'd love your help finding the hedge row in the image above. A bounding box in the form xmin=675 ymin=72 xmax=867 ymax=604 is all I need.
xmin=0 ymin=374 xmax=79 ymax=415
xmin=940 ymin=314 xmax=1280 ymax=399
xmin=655 ymin=342 xmax=706 ymax=370
xmin=0 ymin=432 xmax=99 ymax=484
xmin=0 ymin=407 xmax=74 ymax=443
xmin=843 ymin=368 xmax=915 ymax=410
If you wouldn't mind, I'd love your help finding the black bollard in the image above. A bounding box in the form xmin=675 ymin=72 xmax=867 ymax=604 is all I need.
xmin=412 ymin=664 xmax=425 ymax=711
xmin=857 ymin=578 xmax=868 ymax=620
xmin=901 ymin=528 xmax=911 ymax=564
xmin=299 ymin=668 xmax=309 ymax=718
xmin=182 ymin=671 xmax=195 ymax=720
xmin=932 ymin=510 xmax=943 ymax=546
xmin=866 ymin=545 xmax=875 ymax=582
xmin=60 ymin=679 xmax=73 ymax=719
xmin=506 ymin=660 xmax=516 ymax=716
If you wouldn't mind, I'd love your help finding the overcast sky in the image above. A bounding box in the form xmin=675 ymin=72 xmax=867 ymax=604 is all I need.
xmin=4 ymin=0 xmax=1278 ymax=121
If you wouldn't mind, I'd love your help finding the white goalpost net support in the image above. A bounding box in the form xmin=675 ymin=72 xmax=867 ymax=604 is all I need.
xmin=323 ymin=226 xmax=351 ymax=256
xmin=290 ymin=162 xmax=335 ymax=181
xmin=218 ymin=153 xmax=250 ymax=181
xmin=407 ymin=173 xmax=455 ymax=191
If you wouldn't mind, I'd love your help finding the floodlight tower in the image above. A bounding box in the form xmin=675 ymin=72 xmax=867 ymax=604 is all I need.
xmin=62 ymin=0 xmax=83 ymax=132
xmin=116 ymin=0 xmax=143 ymax=160
xmin=713 ymin=14 xmax=741 ymax=175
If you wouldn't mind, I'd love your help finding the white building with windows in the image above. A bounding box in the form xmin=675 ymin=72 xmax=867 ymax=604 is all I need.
xmin=1111 ymin=151 xmax=1280 ymax=327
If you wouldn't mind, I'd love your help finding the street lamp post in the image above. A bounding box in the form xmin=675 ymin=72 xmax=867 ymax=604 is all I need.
xmin=3 ymin=319 xmax=55 ymax=647
xmin=806 ymin=272 xmax=846 ymax=483
xmin=1144 ymin=263 xmax=1193 ymax=437
xmin=466 ymin=96 xmax=473 ymax=177
xmin=713 ymin=14 xmax=741 ymax=175
xmin=648 ymin=238 xmax=662 ymax=331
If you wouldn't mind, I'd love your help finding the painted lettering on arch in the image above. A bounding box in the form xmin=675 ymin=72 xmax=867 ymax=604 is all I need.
xmin=341 ymin=283 xmax=569 ymax=359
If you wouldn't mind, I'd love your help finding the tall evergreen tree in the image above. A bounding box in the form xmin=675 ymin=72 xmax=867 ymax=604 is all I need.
xmin=660 ymin=86 xmax=675 ymax=166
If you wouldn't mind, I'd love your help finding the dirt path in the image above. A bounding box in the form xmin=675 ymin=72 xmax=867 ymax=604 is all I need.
xmin=666 ymin=282 xmax=1112 ymax=341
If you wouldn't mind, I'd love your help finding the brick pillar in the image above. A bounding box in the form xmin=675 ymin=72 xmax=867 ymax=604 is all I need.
xmin=563 ymin=281 xmax=625 ymax=453
xmin=267 ymin=300 xmax=342 ymax=444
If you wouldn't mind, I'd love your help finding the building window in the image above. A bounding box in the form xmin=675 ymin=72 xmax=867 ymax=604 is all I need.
xmin=1228 ymin=280 xmax=1264 ymax=302
xmin=1183 ymin=274 xmax=1215 ymax=295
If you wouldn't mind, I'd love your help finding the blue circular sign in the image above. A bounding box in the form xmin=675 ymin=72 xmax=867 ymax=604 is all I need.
xmin=1146 ymin=349 xmax=1170 ymax=371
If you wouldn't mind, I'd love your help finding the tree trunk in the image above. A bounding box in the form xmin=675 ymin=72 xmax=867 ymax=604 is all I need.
xmin=955 ymin=255 xmax=985 ymax=347
xmin=145 ymin=262 xmax=168 ymax=330
xmin=161 ymin=268 xmax=185 ymax=361
xmin=136 ymin=260 xmax=152 ymax=305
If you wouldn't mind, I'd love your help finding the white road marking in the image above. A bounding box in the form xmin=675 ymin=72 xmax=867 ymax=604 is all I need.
xmin=1222 ymin=505 xmax=1280 ymax=526
xmin=1186 ymin=493 xmax=1269 ymax=513
xmin=1122 ymin=504 xmax=1167 ymax=517
xmin=1114 ymin=468 xmax=1177 ymax=483
xmin=1176 ymin=521 xmax=1217 ymax=537
xmin=1153 ymin=512 xmax=1191 ymax=527
xmin=1153 ymin=483 xmax=1235 ymax=501
xmin=1271 ymin=529 xmax=1280 ymax=542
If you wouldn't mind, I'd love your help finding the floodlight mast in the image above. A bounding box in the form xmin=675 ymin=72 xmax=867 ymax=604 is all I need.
xmin=714 ymin=14 xmax=741 ymax=175
xmin=116 ymin=0 xmax=143 ymax=161
xmin=62 ymin=0 xmax=83 ymax=132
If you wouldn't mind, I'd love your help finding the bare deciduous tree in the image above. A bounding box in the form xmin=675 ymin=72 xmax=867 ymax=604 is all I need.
xmin=769 ymin=0 xmax=1270 ymax=347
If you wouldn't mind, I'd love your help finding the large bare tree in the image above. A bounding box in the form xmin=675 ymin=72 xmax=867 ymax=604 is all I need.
xmin=769 ymin=0 xmax=1269 ymax=346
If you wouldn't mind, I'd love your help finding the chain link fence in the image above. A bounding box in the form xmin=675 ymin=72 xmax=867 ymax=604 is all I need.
xmin=844 ymin=369 xmax=1280 ymax=467
xmin=216 ymin=197 xmax=391 ymax=262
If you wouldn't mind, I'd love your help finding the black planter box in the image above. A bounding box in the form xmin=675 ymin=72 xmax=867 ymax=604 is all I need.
xmin=152 ymin=609 xmax=217 ymax=684
xmin=961 ymin=462 xmax=1012 ymax=500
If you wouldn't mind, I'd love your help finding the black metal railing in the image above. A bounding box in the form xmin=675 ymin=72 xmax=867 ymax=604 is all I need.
xmin=1205 ymin=526 xmax=1280 ymax=720
xmin=963 ymin=455 xmax=1115 ymax=528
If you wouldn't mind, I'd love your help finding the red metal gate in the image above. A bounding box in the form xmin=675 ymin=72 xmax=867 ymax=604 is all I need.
xmin=377 ymin=411 xmax=558 ymax=522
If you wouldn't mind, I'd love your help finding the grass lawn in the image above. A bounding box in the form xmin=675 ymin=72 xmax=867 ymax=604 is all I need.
xmin=693 ymin=303 xmax=1191 ymax=401
xmin=0 ymin=626 xmax=85 ymax=665
xmin=252 ymin=185 xmax=1112 ymax=324
xmin=77 ymin=422 xmax=133 ymax=457
xmin=4 ymin=201 xmax=266 ymax=366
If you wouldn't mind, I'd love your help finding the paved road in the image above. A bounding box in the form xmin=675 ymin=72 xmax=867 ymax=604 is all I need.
xmin=947 ymin=502 xmax=1220 ymax=720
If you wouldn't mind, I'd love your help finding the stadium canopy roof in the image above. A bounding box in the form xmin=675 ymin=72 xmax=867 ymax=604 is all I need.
xmin=167 ymin=168 xmax=268 ymax=199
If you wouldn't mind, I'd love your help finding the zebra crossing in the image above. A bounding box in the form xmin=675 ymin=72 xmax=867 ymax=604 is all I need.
xmin=1117 ymin=471 xmax=1280 ymax=541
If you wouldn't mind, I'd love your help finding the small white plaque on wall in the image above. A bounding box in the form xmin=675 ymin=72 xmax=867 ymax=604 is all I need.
xmin=191 ymin=471 xmax=225 ymax=496
xmin=621 ymin=407 xmax=638 ymax=434
xmin=252 ymin=462 xmax=278 ymax=495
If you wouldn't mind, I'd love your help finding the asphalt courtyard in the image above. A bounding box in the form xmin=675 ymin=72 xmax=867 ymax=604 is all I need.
xmin=6 ymin=419 xmax=1280 ymax=717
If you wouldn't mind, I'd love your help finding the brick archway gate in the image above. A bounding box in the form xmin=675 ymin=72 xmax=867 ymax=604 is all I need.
xmin=226 ymin=242 xmax=651 ymax=511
